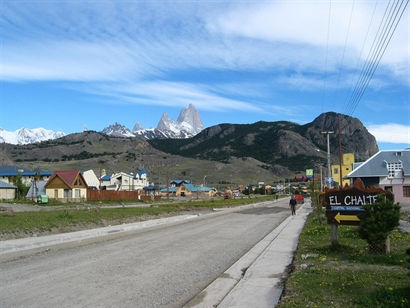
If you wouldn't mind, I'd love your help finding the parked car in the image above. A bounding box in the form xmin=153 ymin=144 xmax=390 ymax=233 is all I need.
xmin=293 ymin=194 xmax=304 ymax=204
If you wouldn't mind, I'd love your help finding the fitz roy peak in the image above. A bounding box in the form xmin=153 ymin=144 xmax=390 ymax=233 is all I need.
xmin=103 ymin=104 xmax=204 ymax=139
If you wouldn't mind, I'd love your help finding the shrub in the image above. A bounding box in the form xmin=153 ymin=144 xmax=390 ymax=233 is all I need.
xmin=359 ymin=195 xmax=400 ymax=253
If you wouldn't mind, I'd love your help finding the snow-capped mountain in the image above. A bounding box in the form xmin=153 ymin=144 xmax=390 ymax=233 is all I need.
xmin=177 ymin=104 xmax=204 ymax=134
xmin=0 ymin=127 xmax=66 ymax=145
xmin=101 ymin=122 xmax=135 ymax=137
xmin=103 ymin=104 xmax=204 ymax=139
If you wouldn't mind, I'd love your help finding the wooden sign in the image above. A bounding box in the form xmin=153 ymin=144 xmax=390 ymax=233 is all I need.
xmin=322 ymin=179 xmax=393 ymax=226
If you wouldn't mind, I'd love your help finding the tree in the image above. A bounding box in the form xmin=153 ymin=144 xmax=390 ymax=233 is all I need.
xmin=359 ymin=195 xmax=400 ymax=254
xmin=12 ymin=174 xmax=29 ymax=200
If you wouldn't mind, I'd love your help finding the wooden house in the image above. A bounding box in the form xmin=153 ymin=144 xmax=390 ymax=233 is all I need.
xmin=45 ymin=170 xmax=88 ymax=202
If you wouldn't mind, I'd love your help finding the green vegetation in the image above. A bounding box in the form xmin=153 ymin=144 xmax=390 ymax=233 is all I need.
xmin=359 ymin=195 xmax=401 ymax=253
xmin=278 ymin=214 xmax=410 ymax=307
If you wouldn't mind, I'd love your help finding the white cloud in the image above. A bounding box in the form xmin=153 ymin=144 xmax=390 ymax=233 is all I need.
xmin=209 ymin=1 xmax=409 ymax=72
xmin=77 ymin=81 xmax=265 ymax=113
xmin=368 ymin=123 xmax=410 ymax=144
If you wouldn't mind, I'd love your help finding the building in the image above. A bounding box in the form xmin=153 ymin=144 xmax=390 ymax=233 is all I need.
xmin=331 ymin=153 xmax=355 ymax=187
xmin=347 ymin=150 xmax=410 ymax=204
xmin=100 ymin=169 xmax=149 ymax=191
xmin=161 ymin=183 xmax=216 ymax=197
xmin=0 ymin=180 xmax=17 ymax=200
xmin=82 ymin=170 xmax=100 ymax=189
xmin=45 ymin=170 xmax=88 ymax=201
xmin=0 ymin=165 xmax=52 ymax=186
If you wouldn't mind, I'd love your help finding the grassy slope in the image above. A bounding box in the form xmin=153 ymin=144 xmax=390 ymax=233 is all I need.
xmin=278 ymin=214 xmax=410 ymax=307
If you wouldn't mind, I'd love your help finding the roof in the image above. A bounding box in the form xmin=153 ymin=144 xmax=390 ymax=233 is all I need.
xmin=47 ymin=170 xmax=86 ymax=188
xmin=160 ymin=187 xmax=178 ymax=193
xmin=347 ymin=150 xmax=410 ymax=178
xmin=0 ymin=165 xmax=52 ymax=177
xmin=26 ymin=180 xmax=47 ymax=197
xmin=0 ymin=180 xmax=17 ymax=189
xmin=182 ymin=184 xmax=216 ymax=192
xmin=170 ymin=179 xmax=191 ymax=185
xmin=138 ymin=168 xmax=150 ymax=177
xmin=100 ymin=174 xmax=112 ymax=181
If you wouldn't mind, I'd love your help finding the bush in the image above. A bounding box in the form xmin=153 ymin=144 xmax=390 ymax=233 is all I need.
xmin=359 ymin=195 xmax=400 ymax=253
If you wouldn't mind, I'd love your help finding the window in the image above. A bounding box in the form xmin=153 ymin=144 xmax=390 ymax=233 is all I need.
xmin=333 ymin=168 xmax=338 ymax=174
xmin=386 ymin=162 xmax=403 ymax=178
xmin=384 ymin=186 xmax=393 ymax=193
xmin=403 ymin=186 xmax=410 ymax=198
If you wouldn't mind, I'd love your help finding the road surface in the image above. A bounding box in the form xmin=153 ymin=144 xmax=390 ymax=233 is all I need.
xmin=0 ymin=199 xmax=291 ymax=307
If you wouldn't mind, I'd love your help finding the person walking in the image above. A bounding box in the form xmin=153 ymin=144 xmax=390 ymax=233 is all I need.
xmin=289 ymin=196 xmax=297 ymax=215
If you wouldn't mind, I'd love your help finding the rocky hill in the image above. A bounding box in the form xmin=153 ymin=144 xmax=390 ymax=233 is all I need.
xmin=148 ymin=112 xmax=378 ymax=171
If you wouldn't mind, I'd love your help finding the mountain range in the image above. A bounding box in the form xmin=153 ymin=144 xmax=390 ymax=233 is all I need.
xmin=101 ymin=104 xmax=204 ymax=139
xmin=0 ymin=127 xmax=65 ymax=145
xmin=0 ymin=104 xmax=204 ymax=145
xmin=0 ymin=112 xmax=379 ymax=184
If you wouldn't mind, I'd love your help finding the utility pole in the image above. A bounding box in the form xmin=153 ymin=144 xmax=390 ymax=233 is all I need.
xmin=321 ymin=131 xmax=334 ymax=187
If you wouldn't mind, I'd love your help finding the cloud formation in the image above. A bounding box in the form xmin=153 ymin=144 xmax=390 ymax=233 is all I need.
xmin=369 ymin=123 xmax=410 ymax=144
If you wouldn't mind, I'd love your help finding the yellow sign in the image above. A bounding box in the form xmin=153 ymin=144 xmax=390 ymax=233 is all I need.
xmin=334 ymin=212 xmax=360 ymax=224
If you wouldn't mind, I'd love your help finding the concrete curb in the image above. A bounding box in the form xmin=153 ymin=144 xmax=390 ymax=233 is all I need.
xmin=0 ymin=199 xmax=278 ymax=262
xmin=184 ymin=202 xmax=312 ymax=308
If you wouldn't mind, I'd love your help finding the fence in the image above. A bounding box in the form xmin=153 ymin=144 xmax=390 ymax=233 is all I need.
xmin=87 ymin=190 xmax=140 ymax=201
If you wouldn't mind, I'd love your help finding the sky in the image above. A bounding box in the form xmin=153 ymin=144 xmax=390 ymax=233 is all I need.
xmin=0 ymin=0 xmax=409 ymax=151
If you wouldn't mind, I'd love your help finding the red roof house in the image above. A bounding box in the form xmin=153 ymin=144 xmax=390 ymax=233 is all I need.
xmin=45 ymin=170 xmax=88 ymax=201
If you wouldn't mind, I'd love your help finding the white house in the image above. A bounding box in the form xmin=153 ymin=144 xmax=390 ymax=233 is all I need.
xmin=82 ymin=170 xmax=100 ymax=189
xmin=100 ymin=169 xmax=149 ymax=191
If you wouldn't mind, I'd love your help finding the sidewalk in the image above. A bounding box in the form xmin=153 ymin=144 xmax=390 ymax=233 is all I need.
xmin=185 ymin=202 xmax=312 ymax=308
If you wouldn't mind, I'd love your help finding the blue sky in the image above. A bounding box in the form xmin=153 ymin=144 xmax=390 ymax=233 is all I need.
xmin=1 ymin=0 xmax=409 ymax=150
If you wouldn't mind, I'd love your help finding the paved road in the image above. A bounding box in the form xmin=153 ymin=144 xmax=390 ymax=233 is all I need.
xmin=0 ymin=200 xmax=291 ymax=308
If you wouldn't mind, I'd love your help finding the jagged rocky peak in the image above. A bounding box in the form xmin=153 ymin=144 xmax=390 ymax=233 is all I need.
xmin=102 ymin=122 xmax=135 ymax=137
xmin=177 ymin=104 xmax=204 ymax=134
xmin=157 ymin=112 xmax=179 ymax=132
xmin=133 ymin=123 xmax=143 ymax=132
xmin=106 ymin=104 xmax=205 ymax=140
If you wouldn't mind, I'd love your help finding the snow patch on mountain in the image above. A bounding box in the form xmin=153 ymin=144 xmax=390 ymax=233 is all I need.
xmin=101 ymin=122 xmax=135 ymax=137
xmin=0 ymin=127 xmax=65 ymax=145
xmin=102 ymin=104 xmax=205 ymax=140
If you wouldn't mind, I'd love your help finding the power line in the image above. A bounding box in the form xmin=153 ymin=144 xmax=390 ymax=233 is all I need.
xmin=345 ymin=0 xmax=394 ymax=115
xmin=345 ymin=0 xmax=409 ymax=116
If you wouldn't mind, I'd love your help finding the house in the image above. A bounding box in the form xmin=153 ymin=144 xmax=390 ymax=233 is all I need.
xmin=0 ymin=165 xmax=52 ymax=186
xmin=347 ymin=150 xmax=410 ymax=204
xmin=161 ymin=183 xmax=216 ymax=197
xmin=82 ymin=170 xmax=100 ymax=189
xmin=331 ymin=153 xmax=355 ymax=187
xmin=45 ymin=170 xmax=88 ymax=201
xmin=0 ymin=180 xmax=17 ymax=200
xmin=26 ymin=180 xmax=47 ymax=200
xmin=100 ymin=170 xmax=149 ymax=191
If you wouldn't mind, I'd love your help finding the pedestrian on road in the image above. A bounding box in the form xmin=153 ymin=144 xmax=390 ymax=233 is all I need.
xmin=289 ymin=196 xmax=297 ymax=215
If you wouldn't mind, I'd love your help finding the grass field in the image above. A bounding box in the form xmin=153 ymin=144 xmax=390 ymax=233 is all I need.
xmin=278 ymin=214 xmax=410 ymax=307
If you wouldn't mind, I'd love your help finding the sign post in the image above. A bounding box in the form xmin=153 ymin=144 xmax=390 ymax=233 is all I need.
xmin=322 ymin=179 xmax=393 ymax=245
